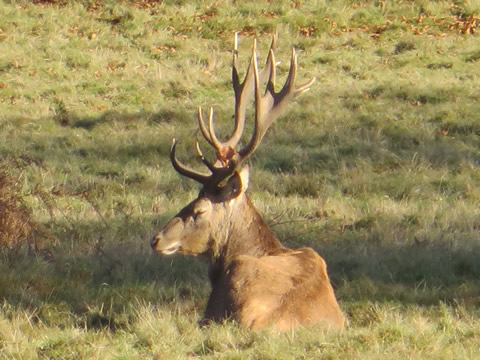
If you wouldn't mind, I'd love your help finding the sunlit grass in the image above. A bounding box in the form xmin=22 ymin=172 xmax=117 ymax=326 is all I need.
xmin=1 ymin=0 xmax=480 ymax=358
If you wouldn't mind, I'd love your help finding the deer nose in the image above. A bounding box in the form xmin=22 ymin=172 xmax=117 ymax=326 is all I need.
xmin=150 ymin=235 xmax=159 ymax=249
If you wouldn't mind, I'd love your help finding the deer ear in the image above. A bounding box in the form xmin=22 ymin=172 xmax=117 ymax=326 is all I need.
xmin=237 ymin=165 xmax=250 ymax=192
xmin=222 ymin=165 xmax=249 ymax=199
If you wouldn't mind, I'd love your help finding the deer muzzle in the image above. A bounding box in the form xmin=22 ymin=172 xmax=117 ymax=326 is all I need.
xmin=151 ymin=234 xmax=181 ymax=255
xmin=150 ymin=217 xmax=183 ymax=255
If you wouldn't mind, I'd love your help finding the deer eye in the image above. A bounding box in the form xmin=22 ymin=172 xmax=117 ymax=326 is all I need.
xmin=195 ymin=208 xmax=207 ymax=217
xmin=193 ymin=199 xmax=211 ymax=218
xmin=193 ymin=204 xmax=209 ymax=219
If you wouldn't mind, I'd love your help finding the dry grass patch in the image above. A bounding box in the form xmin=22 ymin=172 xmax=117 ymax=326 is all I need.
xmin=0 ymin=164 xmax=37 ymax=249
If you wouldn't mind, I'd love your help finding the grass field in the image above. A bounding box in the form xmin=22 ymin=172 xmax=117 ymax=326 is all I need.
xmin=1 ymin=0 xmax=480 ymax=358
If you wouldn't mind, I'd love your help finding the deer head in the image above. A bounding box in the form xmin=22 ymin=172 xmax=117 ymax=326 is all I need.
xmin=151 ymin=34 xmax=315 ymax=260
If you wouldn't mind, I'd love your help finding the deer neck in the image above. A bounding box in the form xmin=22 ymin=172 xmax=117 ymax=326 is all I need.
xmin=211 ymin=194 xmax=283 ymax=269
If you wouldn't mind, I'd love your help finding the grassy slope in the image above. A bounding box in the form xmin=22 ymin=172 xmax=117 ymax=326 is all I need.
xmin=1 ymin=0 xmax=480 ymax=358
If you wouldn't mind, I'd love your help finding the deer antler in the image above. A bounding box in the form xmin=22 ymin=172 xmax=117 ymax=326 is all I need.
xmin=237 ymin=46 xmax=315 ymax=160
xmin=197 ymin=33 xmax=277 ymax=164
xmin=170 ymin=138 xmax=236 ymax=191
xmin=170 ymin=34 xmax=315 ymax=189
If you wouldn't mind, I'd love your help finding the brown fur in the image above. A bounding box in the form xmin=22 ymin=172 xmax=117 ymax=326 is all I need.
xmin=152 ymin=168 xmax=344 ymax=331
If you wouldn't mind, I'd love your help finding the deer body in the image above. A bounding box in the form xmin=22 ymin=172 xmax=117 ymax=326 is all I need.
xmin=151 ymin=35 xmax=344 ymax=331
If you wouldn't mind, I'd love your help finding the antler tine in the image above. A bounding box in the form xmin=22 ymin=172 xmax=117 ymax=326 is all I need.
xmin=226 ymin=34 xmax=255 ymax=149
xmin=280 ymin=48 xmax=316 ymax=99
xmin=197 ymin=34 xmax=278 ymax=160
xmin=171 ymin=138 xmax=236 ymax=188
xmin=238 ymin=45 xmax=316 ymax=160
xmin=237 ymin=51 xmax=267 ymax=159
xmin=195 ymin=141 xmax=217 ymax=173
xmin=197 ymin=106 xmax=213 ymax=146
xmin=170 ymin=139 xmax=211 ymax=185
xmin=226 ymin=34 xmax=277 ymax=149
xmin=197 ymin=106 xmax=225 ymax=149
xmin=206 ymin=107 xmax=225 ymax=154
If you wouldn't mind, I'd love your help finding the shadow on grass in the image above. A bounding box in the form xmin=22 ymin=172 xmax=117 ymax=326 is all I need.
xmin=0 ymin=217 xmax=209 ymax=330
xmin=325 ymin=240 xmax=480 ymax=307
xmin=69 ymin=108 xmax=191 ymax=130
xmin=2 ymin=215 xmax=480 ymax=321
xmin=2 ymin=108 xmax=480 ymax=330
xmin=3 ymin=107 xmax=480 ymax=182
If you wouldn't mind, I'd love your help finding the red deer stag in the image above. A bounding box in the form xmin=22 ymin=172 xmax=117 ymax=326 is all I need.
xmin=151 ymin=34 xmax=344 ymax=331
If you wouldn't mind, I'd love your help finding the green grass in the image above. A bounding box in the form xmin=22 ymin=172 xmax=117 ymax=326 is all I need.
xmin=1 ymin=0 xmax=480 ymax=358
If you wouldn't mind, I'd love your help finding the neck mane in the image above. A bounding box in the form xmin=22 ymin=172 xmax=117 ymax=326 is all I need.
xmin=218 ymin=194 xmax=283 ymax=266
